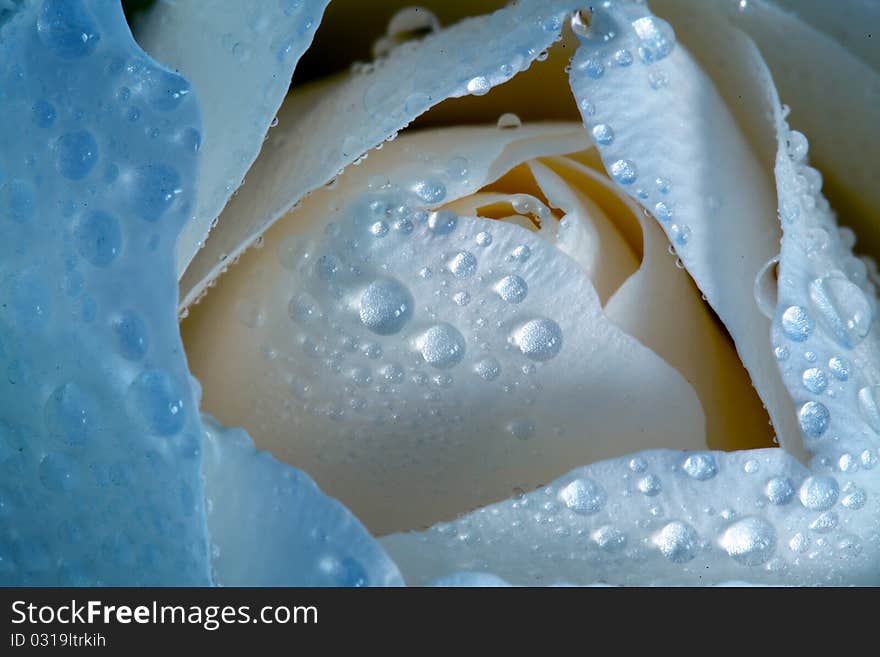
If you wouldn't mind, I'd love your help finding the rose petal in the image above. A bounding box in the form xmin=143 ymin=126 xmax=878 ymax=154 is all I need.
xmin=383 ymin=446 xmax=879 ymax=585
xmin=178 ymin=0 xmax=581 ymax=308
xmin=717 ymin=0 xmax=880 ymax=269
xmin=0 ymin=0 xmax=208 ymax=584
xmin=133 ymin=0 xmax=331 ymax=277
xmin=183 ymin=123 xmax=707 ymax=535
xmin=542 ymin=155 xmax=775 ymax=450
xmin=201 ymin=415 xmax=403 ymax=586
xmin=568 ymin=1 xmax=801 ymax=454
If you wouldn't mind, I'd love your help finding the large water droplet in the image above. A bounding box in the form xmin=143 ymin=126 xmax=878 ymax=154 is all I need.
xmin=493 ymin=275 xmax=528 ymax=304
xmin=799 ymin=475 xmax=839 ymax=511
xmin=798 ymin=401 xmax=830 ymax=438
xmin=127 ymin=370 xmax=186 ymax=437
xmin=558 ymin=478 xmax=607 ymax=515
xmin=417 ymin=323 xmax=465 ymax=369
xmin=474 ymin=357 xmax=501 ymax=381
xmin=55 ymin=131 xmax=98 ymax=180
xmin=73 ymin=211 xmax=121 ymax=267
xmin=609 ymin=159 xmax=637 ymax=185
xmin=652 ymin=521 xmax=698 ymax=563
xmin=719 ymin=517 xmax=776 ymax=566
xmin=781 ymin=305 xmax=813 ymax=341
xmin=358 ymin=278 xmax=413 ymax=336
xmin=808 ymin=275 xmax=873 ymax=348
xmin=632 ymin=15 xmax=676 ymax=63
xmin=446 ymin=251 xmax=477 ymax=279
xmin=130 ymin=164 xmax=181 ymax=222
xmin=37 ymin=0 xmax=100 ymax=59
xmin=801 ymin=367 xmax=828 ymax=394
xmin=511 ymin=318 xmax=562 ymax=362
xmin=764 ymin=477 xmax=795 ymax=505
xmin=681 ymin=453 xmax=717 ymax=481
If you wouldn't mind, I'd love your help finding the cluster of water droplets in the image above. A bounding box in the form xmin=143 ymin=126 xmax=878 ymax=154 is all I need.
xmin=771 ymin=116 xmax=880 ymax=460
xmin=568 ymin=2 xmax=694 ymax=264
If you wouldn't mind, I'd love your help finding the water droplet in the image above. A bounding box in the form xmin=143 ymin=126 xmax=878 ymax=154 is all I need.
xmin=857 ymin=384 xmax=880 ymax=432
xmin=146 ymin=70 xmax=191 ymax=112
xmin=637 ymin=474 xmax=662 ymax=496
xmin=466 ymin=76 xmax=491 ymax=96
xmin=632 ymin=15 xmax=676 ymax=63
xmin=591 ymin=123 xmax=614 ymax=145
xmin=801 ymin=367 xmax=828 ymax=394
xmin=428 ymin=210 xmax=457 ymax=235
xmin=781 ymin=305 xmax=813 ymax=342
xmin=111 ymin=311 xmax=148 ymax=361
xmin=130 ymin=164 xmax=181 ymax=222
xmin=670 ymin=223 xmax=691 ymax=245
xmin=808 ymin=275 xmax=873 ymax=348
xmin=653 ymin=201 xmax=672 ymax=222
xmin=841 ymin=483 xmax=867 ymax=510
xmin=558 ymin=478 xmax=607 ymax=515
xmin=37 ymin=0 xmax=100 ymax=59
xmin=39 ymin=453 xmax=78 ymax=492
xmin=511 ymin=318 xmax=562 ymax=362
xmin=592 ymin=525 xmax=627 ymax=552
xmin=127 ymin=370 xmax=186 ymax=437
xmin=828 ymin=357 xmax=849 ymax=381
xmin=73 ymin=211 xmax=121 ymax=267
xmin=358 ymin=278 xmax=413 ymax=336
xmin=652 ymin=521 xmax=698 ymax=563
xmin=497 ymin=113 xmax=522 ymax=129
xmin=475 ymin=231 xmax=492 ymax=247
xmin=417 ymin=323 xmax=466 ymax=369
xmin=799 ymin=475 xmax=839 ymax=511
xmin=609 ymin=159 xmax=637 ymax=185
xmin=446 ymin=251 xmax=477 ymax=278
xmin=288 ymin=292 xmax=322 ymax=325
xmin=44 ymin=382 xmax=98 ymax=446
xmin=764 ymin=477 xmax=795 ymax=505
xmin=719 ymin=517 xmax=776 ymax=566
xmin=493 ymin=275 xmax=528 ymax=304
xmin=580 ymin=58 xmax=605 ymax=79
xmin=787 ymin=130 xmax=809 ymax=162
xmin=414 ymin=179 xmax=446 ymax=204
xmin=55 ymin=130 xmax=98 ymax=180
xmin=509 ymin=245 xmax=531 ymax=262
xmin=682 ymin=453 xmax=717 ymax=480
xmin=798 ymin=401 xmax=830 ymax=438
xmin=452 ymin=291 xmax=470 ymax=306
xmin=369 ymin=221 xmax=389 ymax=238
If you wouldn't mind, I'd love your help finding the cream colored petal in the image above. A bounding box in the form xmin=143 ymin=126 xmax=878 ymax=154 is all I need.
xmin=183 ymin=126 xmax=707 ymax=535
xmin=569 ymin=1 xmax=801 ymax=456
xmin=178 ymin=1 xmax=579 ymax=308
xmin=544 ymin=155 xmax=775 ymax=451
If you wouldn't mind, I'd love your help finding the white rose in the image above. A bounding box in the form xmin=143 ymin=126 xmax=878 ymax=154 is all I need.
xmin=0 ymin=0 xmax=876 ymax=586
xmin=165 ymin=0 xmax=880 ymax=584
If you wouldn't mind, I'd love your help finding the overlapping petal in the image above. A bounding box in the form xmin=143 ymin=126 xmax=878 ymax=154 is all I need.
xmin=134 ymin=0 xmax=331 ymax=278
xmin=0 ymin=0 xmax=209 ymax=584
xmin=178 ymin=0 xmax=584 ymax=308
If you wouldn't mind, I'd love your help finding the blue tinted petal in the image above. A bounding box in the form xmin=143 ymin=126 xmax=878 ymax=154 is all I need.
xmin=0 ymin=0 xmax=208 ymax=584
xmin=201 ymin=416 xmax=403 ymax=587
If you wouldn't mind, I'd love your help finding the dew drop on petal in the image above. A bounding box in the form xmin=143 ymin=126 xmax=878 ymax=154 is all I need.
xmin=652 ymin=521 xmax=698 ymax=563
xmin=358 ymin=278 xmax=413 ymax=336
xmin=719 ymin=517 xmax=776 ymax=566
xmin=417 ymin=323 xmax=466 ymax=369
xmin=798 ymin=401 xmax=830 ymax=438
xmin=781 ymin=305 xmax=814 ymax=342
xmin=510 ymin=318 xmax=562 ymax=362
xmin=682 ymin=453 xmax=717 ymax=481
xmin=808 ymin=276 xmax=873 ymax=348
xmin=799 ymin=475 xmax=839 ymax=511
xmin=609 ymin=159 xmax=637 ymax=185
xmin=558 ymin=478 xmax=607 ymax=516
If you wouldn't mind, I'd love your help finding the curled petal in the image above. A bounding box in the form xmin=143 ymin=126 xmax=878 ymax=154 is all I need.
xmin=179 ymin=0 xmax=582 ymax=308
xmin=134 ymin=0 xmax=331 ymax=277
